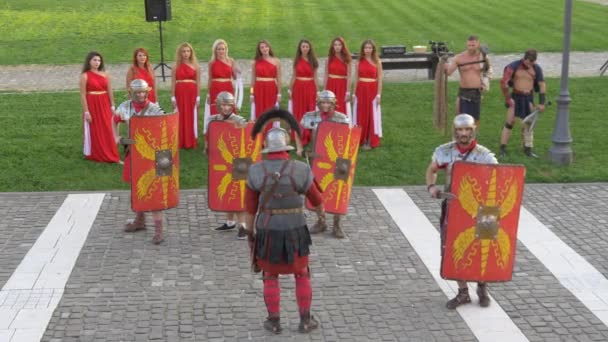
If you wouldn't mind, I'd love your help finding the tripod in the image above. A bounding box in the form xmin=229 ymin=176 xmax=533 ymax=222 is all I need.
xmin=601 ymin=58 xmax=608 ymax=76
xmin=154 ymin=20 xmax=171 ymax=82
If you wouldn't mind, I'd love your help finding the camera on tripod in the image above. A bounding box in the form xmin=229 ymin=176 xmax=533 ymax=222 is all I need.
xmin=428 ymin=41 xmax=448 ymax=55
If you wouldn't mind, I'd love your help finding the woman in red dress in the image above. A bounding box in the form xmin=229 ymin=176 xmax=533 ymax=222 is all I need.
xmin=250 ymin=40 xmax=282 ymax=121
xmin=79 ymin=51 xmax=120 ymax=163
xmin=126 ymin=47 xmax=157 ymax=103
xmin=171 ymin=42 xmax=201 ymax=149
xmin=207 ymin=39 xmax=240 ymax=115
xmin=288 ymin=39 xmax=319 ymax=145
xmin=353 ymin=39 xmax=383 ymax=149
xmin=324 ymin=37 xmax=352 ymax=116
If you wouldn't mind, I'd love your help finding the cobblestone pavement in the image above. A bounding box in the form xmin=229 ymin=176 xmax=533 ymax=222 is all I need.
xmin=2 ymin=184 xmax=608 ymax=341
xmin=0 ymin=194 xmax=65 ymax=288
xmin=411 ymin=183 xmax=608 ymax=342
xmin=1 ymin=52 xmax=607 ymax=92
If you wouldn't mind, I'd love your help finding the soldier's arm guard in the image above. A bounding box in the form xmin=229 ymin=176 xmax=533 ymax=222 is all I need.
xmin=500 ymin=67 xmax=514 ymax=102
xmin=538 ymin=93 xmax=546 ymax=105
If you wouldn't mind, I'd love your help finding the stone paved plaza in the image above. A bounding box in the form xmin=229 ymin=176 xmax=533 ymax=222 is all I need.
xmin=2 ymin=184 xmax=608 ymax=341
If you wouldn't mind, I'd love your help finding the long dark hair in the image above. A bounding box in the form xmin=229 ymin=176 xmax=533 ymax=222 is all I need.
xmin=359 ymin=39 xmax=379 ymax=64
xmin=255 ymin=40 xmax=275 ymax=60
xmin=82 ymin=51 xmax=104 ymax=73
xmin=293 ymin=39 xmax=318 ymax=70
xmin=328 ymin=36 xmax=351 ymax=64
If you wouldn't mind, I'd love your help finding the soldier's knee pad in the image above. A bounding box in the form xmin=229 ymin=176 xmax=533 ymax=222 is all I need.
xmin=294 ymin=267 xmax=311 ymax=279
xmin=504 ymin=122 xmax=514 ymax=130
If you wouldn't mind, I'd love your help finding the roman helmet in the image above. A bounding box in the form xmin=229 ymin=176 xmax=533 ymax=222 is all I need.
xmin=129 ymin=79 xmax=151 ymax=93
xmin=316 ymin=90 xmax=337 ymax=110
xmin=215 ymin=91 xmax=235 ymax=107
xmin=453 ymin=113 xmax=476 ymax=141
xmin=252 ymin=109 xmax=301 ymax=154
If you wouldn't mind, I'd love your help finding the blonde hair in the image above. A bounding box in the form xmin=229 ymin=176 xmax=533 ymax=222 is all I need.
xmin=210 ymin=39 xmax=228 ymax=62
xmin=174 ymin=42 xmax=199 ymax=69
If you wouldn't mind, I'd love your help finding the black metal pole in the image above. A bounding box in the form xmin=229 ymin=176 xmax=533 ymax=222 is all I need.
xmin=154 ymin=20 xmax=171 ymax=82
xmin=549 ymin=0 xmax=574 ymax=165
xmin=159 ymin=20 xmax=166 ymax=82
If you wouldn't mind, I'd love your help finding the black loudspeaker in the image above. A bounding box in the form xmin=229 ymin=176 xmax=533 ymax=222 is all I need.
xmin=145 ymin=0 xmax=172 ymax=22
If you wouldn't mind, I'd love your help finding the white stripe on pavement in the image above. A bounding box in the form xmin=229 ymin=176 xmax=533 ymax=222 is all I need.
xmin=0 ymin=194 xmax=105 ymax=342
xmin=373 ymin=188 xmax=528 ymax=342
xmin=518 ymin=208 xmax=608 ymax=325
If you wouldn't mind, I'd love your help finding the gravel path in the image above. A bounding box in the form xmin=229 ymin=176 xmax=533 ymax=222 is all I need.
xmin=582 ymin=0 xmax=608 ymax=5
xmin=1 ymin=52 xmax=607 ymax=92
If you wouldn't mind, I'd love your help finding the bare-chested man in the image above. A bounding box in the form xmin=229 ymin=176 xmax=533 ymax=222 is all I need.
xmin=498 ymin=49 xmax=546 ymax=158
xmin=445 ymin=35 xmax=491 ymax=124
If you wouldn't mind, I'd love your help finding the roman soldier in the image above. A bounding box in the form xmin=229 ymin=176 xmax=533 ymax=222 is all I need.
xmin=113 ymin=79 xmax=171 ymax=244
xmin=426 ymin=114 xmax=498 ymax=309
xmin=205 ymin=91 xmax=248 ymax=149
xmin=300 ymin=90 xmax=350 ymax=238
xmin=205 ymin=91 xmax=250 ymax=239
xmin=244 ymin=109 xmax=324 ymax=334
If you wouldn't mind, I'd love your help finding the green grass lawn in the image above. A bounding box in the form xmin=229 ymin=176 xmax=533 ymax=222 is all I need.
xmin=1 ymin=77 xmax=607 ymax=192
xmin=2 ymin=0 xmax=608 ymax=65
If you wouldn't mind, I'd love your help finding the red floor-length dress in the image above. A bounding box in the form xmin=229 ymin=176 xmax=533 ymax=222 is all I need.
xmin=209 ymin=60 xmax=235 ymax=114
xmin=133 ymin=67 xmax=156 ymax=103
xmin=355 ymin=59 xmax=380 ymax=148
xmin=84 ymin=71 xmax=119 ymax=163
xmin=253 ymin=59 xmax=279 ymax=119
xmin=175 ymin=64 xmax=199 ymax=149
xmin=291 ymin=58 xmax=316 ymax=145
xmin=325 ymin=56 xmax=349 ymax=114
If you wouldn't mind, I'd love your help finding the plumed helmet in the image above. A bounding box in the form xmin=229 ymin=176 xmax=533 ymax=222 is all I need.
xmin=215 ymin=91 xmax=235 ymax=106
xmin=129 ymin=79 xmax=150 ymax=93
xmin=251 ymin=109 xmax=301 ymax=152
xmin=317 ymin=90 xmax=337 ymax=107
xmin=261 ymin=127 xmax=295 ymax=153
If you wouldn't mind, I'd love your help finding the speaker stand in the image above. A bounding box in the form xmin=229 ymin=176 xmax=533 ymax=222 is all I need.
xmin=601 ymin=58 xmax=608 ymax=76
xmin=154 ymin=20 xmax=171 ymax=82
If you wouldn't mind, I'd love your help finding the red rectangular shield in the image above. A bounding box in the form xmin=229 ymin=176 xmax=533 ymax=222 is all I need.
xmin=130 ymin=113 xmax=180 ymax=212
xmin=441 ymin=161 xmax=526 ymax=282
xmin=207 ymin=120 xmax=262 ymax=211
xmin=305 ymin=121 xmax=361 ymax=214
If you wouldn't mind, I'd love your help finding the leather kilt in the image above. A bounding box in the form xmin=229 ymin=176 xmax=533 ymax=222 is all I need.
xmin=512 ymin=93 xmax=534 ymax=119
xmin=458 ymin=88 xmax=482 ymax=120
xmin=254 ymin=225 xmax=312 ymax=274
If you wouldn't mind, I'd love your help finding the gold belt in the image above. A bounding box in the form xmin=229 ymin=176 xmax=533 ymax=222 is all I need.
xmin=256 ymin=77 xmax=275 ymax=82
xmin=176 ymin=79 xmax=196 ymax=83
xmin=358 ymin=77 xmax=377 ymax=82
xmin=328 ymin=74 xmax=347 ymax=79
xmin=87 ymin=91 xmax=107 ymax=95
xmin=266 ymin=208 xmax=304 ymax=215
xmin=296 ymin=77 xmax=314 ymax=81
xmin=212 ymin=78 xmax=231 ymax=82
